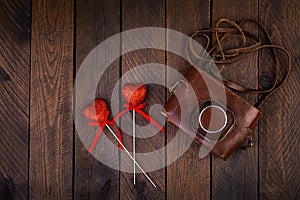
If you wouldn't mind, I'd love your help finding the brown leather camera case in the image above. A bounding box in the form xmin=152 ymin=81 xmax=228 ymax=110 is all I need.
xmin=162 ymin=67 xmax=262 ymax=160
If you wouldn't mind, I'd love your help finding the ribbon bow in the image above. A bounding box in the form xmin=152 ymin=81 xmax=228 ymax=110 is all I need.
xmin=112 ymin=103 xmax=165 ymax=133
xmin=88 ymin=110 xmax=123 ymax=153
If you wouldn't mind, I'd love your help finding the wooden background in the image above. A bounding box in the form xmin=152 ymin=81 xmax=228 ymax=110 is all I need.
xmin=0 ymin=0 xmax=299 ymax=199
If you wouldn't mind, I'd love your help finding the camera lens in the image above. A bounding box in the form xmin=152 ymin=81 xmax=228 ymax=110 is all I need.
xmin=199 ymin=105 xmax=227 ymax=134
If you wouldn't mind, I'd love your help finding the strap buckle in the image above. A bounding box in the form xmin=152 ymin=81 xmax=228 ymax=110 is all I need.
xmin=241 ymin=128 xmax=254 ymax=149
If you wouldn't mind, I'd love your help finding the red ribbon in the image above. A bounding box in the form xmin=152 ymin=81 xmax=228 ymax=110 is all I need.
xmin=112 ymin=103 xmax=165 ymax=133
xmin=87 ymin=103 xmax=164 ymax=153
xmin=88 ymin=111 xmax=123 ymax=153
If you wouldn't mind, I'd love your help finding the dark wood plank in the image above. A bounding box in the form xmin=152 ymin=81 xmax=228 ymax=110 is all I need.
xmin=120 ymin=0 xmax=166 ymax=199
xmin=30 ymin=0 xmax=74 ymax=199
xmin=0 ymin=0 xmax=30 ymax=199
xmin=211 ymin=1 xmax=259 ymax=199
xmin=259 ymin=0 xmax=300 ymax=199
xmin=74 ymin=0 xmax=120 ymax=199
xmin=166 ymin=0 xmax=210 ymax=199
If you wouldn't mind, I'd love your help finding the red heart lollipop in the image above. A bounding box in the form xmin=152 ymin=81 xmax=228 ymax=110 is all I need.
xmin=83 ymin=98 xmax=109 ymax=123
xmin=122 ymin=83 xmax=147 ymax=107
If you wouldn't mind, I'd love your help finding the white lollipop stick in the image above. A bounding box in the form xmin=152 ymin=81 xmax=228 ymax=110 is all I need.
xmin=133 ymin=110 xmax=136 ymax=185
xmin=105 ymin=124 xmax=156 ymax=188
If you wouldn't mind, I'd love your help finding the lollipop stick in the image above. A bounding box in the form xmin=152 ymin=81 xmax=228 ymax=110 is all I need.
xmin=105 ymin=124 xmax=156 ymax=188
xmin=133 ymin=110 xmax=136 ymax=185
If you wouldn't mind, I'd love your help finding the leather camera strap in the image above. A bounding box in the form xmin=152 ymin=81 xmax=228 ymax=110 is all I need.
xmin=188 ymin=18 xmax=291 ymax=108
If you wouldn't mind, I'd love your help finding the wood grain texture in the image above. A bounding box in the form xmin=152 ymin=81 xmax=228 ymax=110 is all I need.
xmin=0 ymin=0 xmax=30 ymax=199
xmin=259 ymin=0 xmax=300 ymax=199
xmin=30 ymin=0 xmax=73 ymax=199
xmin=166 ymin=0 xmax=210 ymax=199
xmin=211 ymin=0 xmax=259 ymax=200
xmin=121 ymin=0 xmax=166 ymax=199
xmin=0 ymin=68 xmax=10 ymax=82
xmin=0 ymin=0 xmax=299 ymax=199
xmin=75 ymin=0 xmax=120 ymax=199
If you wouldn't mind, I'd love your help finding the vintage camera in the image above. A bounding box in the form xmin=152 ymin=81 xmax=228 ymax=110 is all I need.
xmin=162 ymin=66 xmax=262 ymax=160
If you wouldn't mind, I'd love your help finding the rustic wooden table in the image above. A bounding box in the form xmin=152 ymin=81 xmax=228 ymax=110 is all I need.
xmin=0 ymin=0 xmax=299 ymax=199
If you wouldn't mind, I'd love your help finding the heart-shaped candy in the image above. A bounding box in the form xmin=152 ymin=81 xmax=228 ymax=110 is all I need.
xmin=122 ymin=83 xmax=147 ymax=107
xmin=83 ymin=98 xmax=109 ymax=123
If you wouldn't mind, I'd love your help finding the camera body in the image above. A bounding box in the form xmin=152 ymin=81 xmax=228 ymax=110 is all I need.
xmin=163 ymin=66 xmax=261 ymax=160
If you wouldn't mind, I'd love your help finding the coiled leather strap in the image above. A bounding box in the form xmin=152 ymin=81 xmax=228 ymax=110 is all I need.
xmin=187 ymin=18 xmax=291 ymax=108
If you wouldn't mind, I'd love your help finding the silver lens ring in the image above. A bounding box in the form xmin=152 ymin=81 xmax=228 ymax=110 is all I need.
xmin=199 ymin=105 xmax=227 ymax=134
